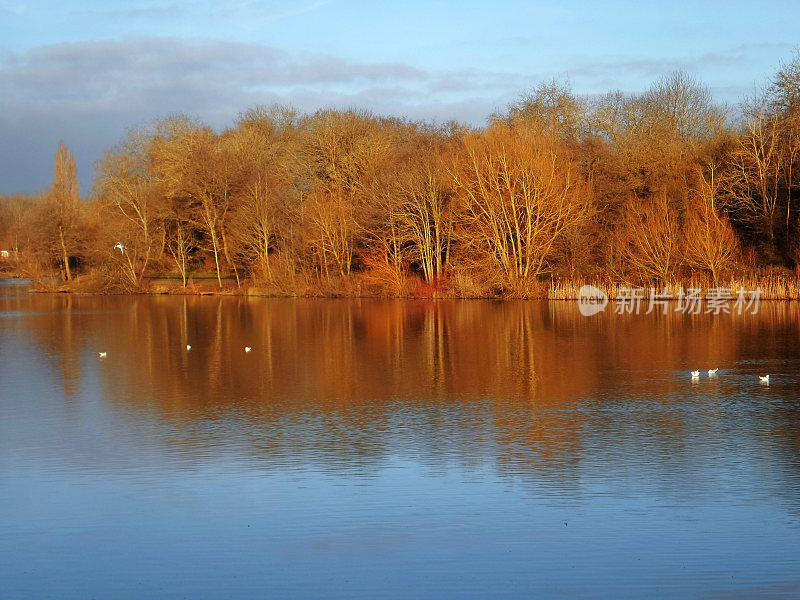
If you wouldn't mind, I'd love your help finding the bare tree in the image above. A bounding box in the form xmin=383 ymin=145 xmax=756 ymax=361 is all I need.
xmin=152 ymin=127 xmax=245 ymax=287
xmin=771 ymin=53 xmax=800 ymax=233
xmin=48 ymin=142 xmax=82 ymax=281
xmin=165 ymin=217 xmax=193 ymax=287
xmin=683 ymin=166 xmax=739 ymax=284
xmin=229 ymin=172 xmax=292 ymax=283
xmin=382 ymin=137 xmax=454 ymax=284
xmin=450 ymin=124 xmax=592 ymax=287
xmin=96 ymin=132 xmax=167 ymax=288
xmin=589 ymin=72 xmax=724 ymax=201
xmin=0 ymin=194 xmax=34 ymax=257
xmin=496 ymin=79 xmax=586 ymax=140
xmin=298 ymin=110 xmax=395 ymax=279
xmin=618 ymin=194 xmax=680 ymax=283
xmin=726 ymin=98 xmax=784 ymax=241
xmin=226 ymin=107 xmax=302 ymax=284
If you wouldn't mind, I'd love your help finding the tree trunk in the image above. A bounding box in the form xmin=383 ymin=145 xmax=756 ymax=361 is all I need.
xmin=58 ymin=226 xmax=71 ymax=281
xmin=210 ymin=228 xmax=222 ymax=288
xmin=220 ymin=226 xmax=240 ymax=287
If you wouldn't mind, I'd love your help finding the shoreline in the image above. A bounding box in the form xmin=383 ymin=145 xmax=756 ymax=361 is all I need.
xmin=8 ymin=273 xmax=800 ymax=301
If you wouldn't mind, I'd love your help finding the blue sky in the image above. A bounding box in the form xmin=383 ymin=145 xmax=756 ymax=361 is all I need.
xmin=0 ymin=0 xmax=796 ymax=194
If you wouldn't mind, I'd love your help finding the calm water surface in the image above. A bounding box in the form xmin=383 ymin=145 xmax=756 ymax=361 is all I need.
xmin=1 ymin=280 xmax=799 ymax=598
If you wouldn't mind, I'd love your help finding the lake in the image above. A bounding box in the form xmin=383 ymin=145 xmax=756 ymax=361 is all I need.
xmin=1 ymin=280 xmax=799 ymax=598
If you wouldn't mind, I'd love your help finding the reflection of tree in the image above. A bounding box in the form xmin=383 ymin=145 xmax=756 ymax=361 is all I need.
xmin=12 ymin=291 xmax=800 ymax=491
xmin=15 ymin=292 xmax=84 ymax=396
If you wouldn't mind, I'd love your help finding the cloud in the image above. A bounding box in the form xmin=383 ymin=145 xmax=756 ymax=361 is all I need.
xmin=0 ymin=1 xmax=25 ymax=16
xmin=0 ymin=38 xmax=430 ymax=111
xmin=108 ymin=3 xmax=186 ymax=19
xmin=563 ymin=43 xmax=793 ymax=85
xmin=73 ymin=0 xmax=332 ymax=23
xmin=0 ymin=37 xmax=787 ymax=194
xmin=0 ymin=37 xmax=525 ymax=193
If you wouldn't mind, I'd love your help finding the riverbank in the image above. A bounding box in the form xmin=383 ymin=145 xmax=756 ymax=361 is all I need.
xmin=18 ymin=269 xmax=800 ymax=300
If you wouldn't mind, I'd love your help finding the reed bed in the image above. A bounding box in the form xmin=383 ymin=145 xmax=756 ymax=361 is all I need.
xmin=548 ymin=275 xmax=800 ymax=300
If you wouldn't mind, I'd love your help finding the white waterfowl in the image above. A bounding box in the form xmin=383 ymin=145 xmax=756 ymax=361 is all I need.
xmin=690 ymin=370 xmax=700 ymax=378
xmin=98 ymin=352 xmax=107 ymax=358
xmin=708 ymin=368 xmax=718 ymax=376
xmin=245 ymin=346 xmax=252 ymax=353
xmin=186 ymin=345 xmax=191 ymax=350
xmin=759 ymin=374 xmax=770 ymax=384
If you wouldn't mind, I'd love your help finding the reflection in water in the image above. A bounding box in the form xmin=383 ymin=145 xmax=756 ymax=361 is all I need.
xmin=1 ymin=281 xmax=799 ymax=598
xmin=7 ymin=289 xmax=800 ymax=472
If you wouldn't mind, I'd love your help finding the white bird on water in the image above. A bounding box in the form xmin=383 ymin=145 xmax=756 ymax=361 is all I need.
xmin=759 ymin=375 xmax=770 ymax=384
xmin=708 ymin=368 xmax=718 ymax=376
xmin=245 ymin=346 xmax=252 ymax=353
xmin=690 ymin=370 xmax=700 ymax=379
xmin=98 ymin=352 xmax=107 ymax=358
xmin=186 ymin=345 xmax=191 ymax=351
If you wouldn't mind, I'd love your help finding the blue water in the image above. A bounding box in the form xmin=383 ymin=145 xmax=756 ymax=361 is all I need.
xmin=1 ymin=281 xmax=799 ymax=598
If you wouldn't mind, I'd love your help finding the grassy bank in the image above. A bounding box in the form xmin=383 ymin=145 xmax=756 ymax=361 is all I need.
xmin=22 ymin=269 xmax=800 ymax=300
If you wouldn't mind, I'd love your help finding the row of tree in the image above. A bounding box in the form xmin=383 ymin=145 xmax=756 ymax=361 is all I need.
xmin=2 ymin=56 xmax=800 ymax=296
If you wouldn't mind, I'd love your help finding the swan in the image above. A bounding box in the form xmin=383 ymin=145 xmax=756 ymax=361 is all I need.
xmin=708 ymin=368 xmax=718 ymax=376
xmin=98 ymin=352 xmax=107 ymax=358
xmin=759 ymin=375 xmax=770 ymax=384
xmin=186 ymin=345 xmax=191 ymax=350
xmin=245 ymin=346 xmax=252 ymax=353
xmin=690 ymin=370 xmax=700 ymax=378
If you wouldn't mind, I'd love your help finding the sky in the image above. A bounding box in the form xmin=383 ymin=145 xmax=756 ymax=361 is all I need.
xmin=0 ymin=0 xmax=797 ymax=194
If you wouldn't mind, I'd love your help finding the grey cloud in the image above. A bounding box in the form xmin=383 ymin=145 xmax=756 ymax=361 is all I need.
xmin=0 ymin=38 xmax=523 ymax=194
xmin=109 ymin=4 xmax=186 ymax=19
xmin=0 ymin=35 xmax=489 ymax=93
xmin=564 ymin=43 xmax=793 ymax=84
xmin=0 ymin=38 xmax=429 ymax=113
xmin=202 ymin=0 xmax=332 ymax=21
xmin=1 ymin=37 xmax=775 ymax=195
xmin=0 ymin=1 xmax=25 ymax=16
xmin=428 ymin=69 xmax=532 ymax=95
xmin=100 ymin=0 xmax=331 ymax=23
xmin=2 ymin=37 xmax=518 ymax=94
